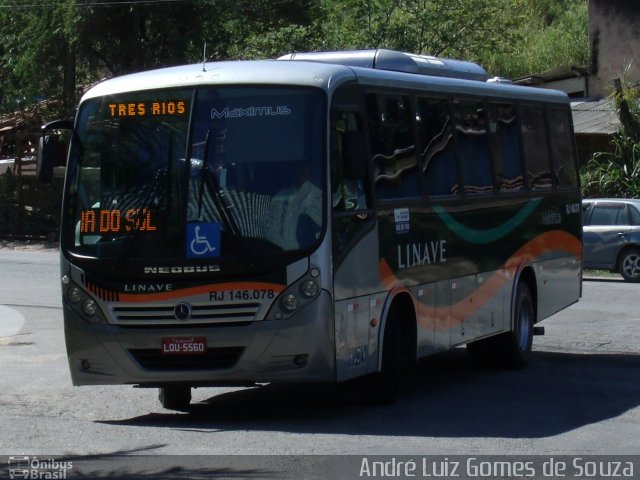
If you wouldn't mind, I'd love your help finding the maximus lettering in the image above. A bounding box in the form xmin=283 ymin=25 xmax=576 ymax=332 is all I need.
xmin=211 ymin=106 xmax=291 ymax=119
xmin=397 ymin=240 xmax=447 ymax=269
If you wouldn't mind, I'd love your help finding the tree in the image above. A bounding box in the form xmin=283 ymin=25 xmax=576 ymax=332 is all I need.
xmin=315 ymin=0 xmax=520 ymax=62
xmin=75 ymin=0 xmax=211 ymax=76
xmin=0 ymin=0 xmax=79 ymax=116
xmin=0 ymin=0 xmax=589 ymax=117
xmin=485 ymin=0 xmax=588 ymax=78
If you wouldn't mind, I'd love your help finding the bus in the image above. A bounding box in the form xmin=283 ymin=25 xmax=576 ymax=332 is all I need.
xmin=38 ymin=49 xmax=582 ymax=410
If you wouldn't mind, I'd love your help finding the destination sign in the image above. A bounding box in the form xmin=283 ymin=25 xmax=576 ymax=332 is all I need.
xmin=107 ymin=101 xmax=187 ymax=117
xmin=80 ymin=208 xmax=158 ymax=235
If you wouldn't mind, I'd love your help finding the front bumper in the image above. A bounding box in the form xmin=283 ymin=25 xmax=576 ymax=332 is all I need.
xmin=64 ymin=290 xmax=336 ymax=386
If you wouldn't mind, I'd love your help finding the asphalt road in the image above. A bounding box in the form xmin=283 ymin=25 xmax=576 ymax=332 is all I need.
xmin=0 ymin=249 xmax=638 ymax=477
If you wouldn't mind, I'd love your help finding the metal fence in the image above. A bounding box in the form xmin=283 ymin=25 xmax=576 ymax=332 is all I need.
xmin=0 ymin=129 xmax=63 ymax=240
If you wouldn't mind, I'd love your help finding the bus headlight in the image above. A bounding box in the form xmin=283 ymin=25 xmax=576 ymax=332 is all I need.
xmin=67 ymin=286 xmax=82 ymax=304
xmin=266 ymin=266 xmax=322 ymax=320
xmin=62 ymin=276 xmax=107 ymax=324
xmin=300 ymin=279 xmax=319 ymax=298
xmin=82 ymin=299 xmax=98 ymax=316
xmin=281 ymin=293 xmax=299 ymax=312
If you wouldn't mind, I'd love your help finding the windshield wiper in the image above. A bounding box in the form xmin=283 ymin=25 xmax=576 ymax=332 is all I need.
xmin=114 ymin=167 xmax=168 ymax=269
xmin=197 ymin=129 xmax=240 ymax=237
xmin=193 ymin=129 xmax=261 ymax=267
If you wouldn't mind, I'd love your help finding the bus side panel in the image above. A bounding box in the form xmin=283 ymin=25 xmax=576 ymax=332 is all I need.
xmin=333 ymin=220 xmax=385 ymax=381
xmin=535 ymin=256 xmax=581 ymax=321
xmin=334 ymin=293 xmax=385 ymax=381
xmin=476 ymin=271 xmax=506 ymax=336
xmin=450 ymin=271 xmax=508 ymax=346
xmin=450 ymin=274 xmax=476 ymax=345
xmin=412 ymin=283 xmax=436 ymax=357
xmin=433 ymin=279 xmax=452 ymax=350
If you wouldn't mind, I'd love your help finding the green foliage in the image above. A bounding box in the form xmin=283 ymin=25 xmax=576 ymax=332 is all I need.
xmin=0 ymin=0 xmax=79 ymax=115
xmin=581 ymin=80 xmax=640 ymax=198
xmin=0 ymin=0 xmax=589 ymax=118
xmin=581 ymin=140 xmax=640 ymax=198
xmin=314 ymin=0 xmax=522 ymax=63
xmin=485 ymin=0 xmax=588 ymax=78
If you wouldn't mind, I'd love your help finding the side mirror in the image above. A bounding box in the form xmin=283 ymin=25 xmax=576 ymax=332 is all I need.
xmin=36 ymin=120 xmax=73 ymax=183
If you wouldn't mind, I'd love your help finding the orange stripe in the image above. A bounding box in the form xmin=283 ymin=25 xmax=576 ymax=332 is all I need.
xmin=119 ymin=282 xmax=286 ymax=303
xmin=379 ymin=230 xmax=581 ymax=330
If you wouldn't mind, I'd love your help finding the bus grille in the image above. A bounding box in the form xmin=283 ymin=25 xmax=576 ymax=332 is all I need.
xmin=129 ymin=346 xmax=244 ymax=371
xmin=112 ymin=302 xmax=261 ymax=326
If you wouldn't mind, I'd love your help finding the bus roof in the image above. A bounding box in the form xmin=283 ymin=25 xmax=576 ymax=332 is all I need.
xmin=81 ymin=60 xmax=357 ymax=102
xmin=81 ymin=57 xmax=569 ymax=105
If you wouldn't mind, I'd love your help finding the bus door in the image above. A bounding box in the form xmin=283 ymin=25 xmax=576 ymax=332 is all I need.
xmin=330 ymin=108 xmax=381 ymax=381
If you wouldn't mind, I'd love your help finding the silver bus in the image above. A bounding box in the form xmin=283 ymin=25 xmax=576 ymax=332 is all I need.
xmin=39 ymin=50 xmax=582 ymax=410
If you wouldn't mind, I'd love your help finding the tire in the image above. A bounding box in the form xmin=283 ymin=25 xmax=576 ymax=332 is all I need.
xmin=619 ymin=248 xmax=640 ymax=282
xmin=158 ymin=386 xmax=191 ymax=411
xmin=498 ymin=282 xmax=534 ymax=368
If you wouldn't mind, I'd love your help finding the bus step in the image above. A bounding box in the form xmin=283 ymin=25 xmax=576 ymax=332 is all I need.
xmin=533 ymin=326 xmax=545 ymax=336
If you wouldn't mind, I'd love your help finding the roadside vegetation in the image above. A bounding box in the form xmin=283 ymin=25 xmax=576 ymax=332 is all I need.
xmin=3 ymin=0 xmax=637 ymax=236
xmin=581 ymin=76 xmax=640 ymax=199
xmin=1 ymin=0 xmax=588 ymax=118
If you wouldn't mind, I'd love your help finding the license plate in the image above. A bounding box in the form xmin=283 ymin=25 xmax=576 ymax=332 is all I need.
xmin=161 ymin=337 xmax=207 ymax=355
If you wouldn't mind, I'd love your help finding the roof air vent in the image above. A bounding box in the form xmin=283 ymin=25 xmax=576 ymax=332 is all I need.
xmin=278 ymin=49 xmax=488 ymax=82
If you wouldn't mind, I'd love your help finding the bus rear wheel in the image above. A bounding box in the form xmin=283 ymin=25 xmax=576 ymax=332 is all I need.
xmin=158 ymin=386 xmax=191 ymax=411
xmin=499 ymin=281 xmax=534 ymax=368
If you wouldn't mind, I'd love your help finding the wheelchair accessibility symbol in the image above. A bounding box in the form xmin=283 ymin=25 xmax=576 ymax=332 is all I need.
xmin=186 ymin=222 xmax=221 ymax=258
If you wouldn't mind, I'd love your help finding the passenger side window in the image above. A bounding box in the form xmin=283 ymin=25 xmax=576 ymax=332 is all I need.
xmin=591 ymin=205 xmax=628 ymax=226
xmin=453 ymin=99 xmax=493 ymax=194
xmin=331 ymin=111 xmax=368 ymax=212
xmin=547 ymin=107 xmax=578 ymax=188
xmin=520 ymin=105 xmax=552 ymax=190
xmin=366 ymin=94 xmax=420 ymax=200
xmin=488 ymin=103 xmax=524 ymax=192
xmin=417 ymin=97 xmax=458 ymax=196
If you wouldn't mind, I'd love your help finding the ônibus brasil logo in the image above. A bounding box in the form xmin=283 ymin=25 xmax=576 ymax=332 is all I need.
xmin=8 ymin=456 xmax=72 ymax=479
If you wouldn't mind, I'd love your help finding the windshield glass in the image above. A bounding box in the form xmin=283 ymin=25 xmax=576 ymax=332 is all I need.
xmin=62 ymin=87 xmax=326 ymax=264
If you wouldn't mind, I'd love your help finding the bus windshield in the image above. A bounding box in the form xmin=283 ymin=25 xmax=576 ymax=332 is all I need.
xmin=62 ymin=86 xmax=326 ymax=265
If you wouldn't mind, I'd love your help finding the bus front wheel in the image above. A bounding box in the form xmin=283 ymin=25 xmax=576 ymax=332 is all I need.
xmin=158 ymin=386 xmax=191 ymax=411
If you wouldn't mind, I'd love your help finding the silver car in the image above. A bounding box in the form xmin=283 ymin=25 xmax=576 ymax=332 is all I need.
xmin=582 ymin=198 xmax=640 ymax=282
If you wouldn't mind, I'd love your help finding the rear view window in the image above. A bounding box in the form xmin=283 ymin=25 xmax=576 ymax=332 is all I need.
xmin=520 ymin=105 xmax=552 ymax=190
xmin=453 ymin=99 xmax=493 ymax=195
xmin=367 ymin=94 xmax=420 ymax=200
xmin=417 ymin=97 xmax=458 ymax=196
xmin=590 ymin=205 xmax=627 ymax=226
xmin=629 ymin=204 xmax=640 ymax=225
xmin=488 ymin=103 xmax=524 ymax=192
xmin=547 ymin=107 xmax=578 ymax=188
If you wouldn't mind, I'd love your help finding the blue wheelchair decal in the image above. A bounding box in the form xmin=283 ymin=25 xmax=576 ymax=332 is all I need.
xmin=186 ymin=222 xmax=221 ymax=258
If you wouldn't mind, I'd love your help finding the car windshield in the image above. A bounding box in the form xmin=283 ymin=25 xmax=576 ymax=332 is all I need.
xmin=62 ymin=86 xmax=326 ymax=265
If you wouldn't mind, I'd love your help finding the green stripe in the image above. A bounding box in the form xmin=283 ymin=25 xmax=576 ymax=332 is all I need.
xmin=433 ymin=198 xmax=543 ymax=244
